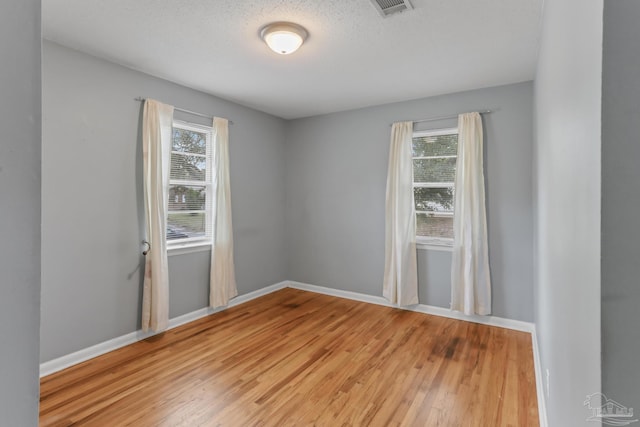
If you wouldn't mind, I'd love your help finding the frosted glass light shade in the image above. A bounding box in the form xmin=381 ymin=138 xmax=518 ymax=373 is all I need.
xmin=260 ymin=22 xmax=308 ymax=55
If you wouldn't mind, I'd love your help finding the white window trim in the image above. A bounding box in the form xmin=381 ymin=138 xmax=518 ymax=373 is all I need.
xmin=416 ymin=238 xmax=454 ymax=252
xmin=413 ymin=127 xmax=458 ymax=249
xmin=168 ymin=241 xmax=212 ymax=257
xmin=413 ymin=127 xmax=458 ymax=137
xmin=167 ymin=120 xmax=214 ymax=250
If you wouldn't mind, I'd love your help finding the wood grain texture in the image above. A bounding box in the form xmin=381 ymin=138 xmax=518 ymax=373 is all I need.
xmin=40 ymin=288 xmax=539 ymax=426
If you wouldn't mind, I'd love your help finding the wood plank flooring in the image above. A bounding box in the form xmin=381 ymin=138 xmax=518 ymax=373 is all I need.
xmin=40 ymin=288 xmax=539 ymax=426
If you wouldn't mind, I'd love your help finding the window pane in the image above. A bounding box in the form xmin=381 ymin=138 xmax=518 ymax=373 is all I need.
xmin=168 ymin=185 xmax=206 ymax=211
xmin=170 ymin=153 xmax=206 ymax=181
xmin=414 ymin=187 xmax=454 ymax=212
xmin=172 ymin=128 xmax=206 ymax=155
xmin=412 ymin=134 xmax=458 ymax=157
xmin=413 ymin=158 xmax=456 ymax=182
xmin=167 ymin=212 xmax=206 ymax=240
xmin=416 ymin=214 xmax=453 ymax=239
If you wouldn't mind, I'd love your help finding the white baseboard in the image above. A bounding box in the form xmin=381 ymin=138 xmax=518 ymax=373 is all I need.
xmin=39 ymin=281 xmax=288 ymax=377
xmin=287 ymin=280 xmax=534 ymax=333
xmin=531 ymin=327 xmax=548 ymax=427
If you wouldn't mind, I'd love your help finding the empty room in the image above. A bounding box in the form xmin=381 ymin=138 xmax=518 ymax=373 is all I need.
xmin=2 ymin=0 xmax=640 ymax=426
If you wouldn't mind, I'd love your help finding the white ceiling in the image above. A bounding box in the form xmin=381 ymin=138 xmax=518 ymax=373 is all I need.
xmin=43 ymin=0 xmax=543 ymax=119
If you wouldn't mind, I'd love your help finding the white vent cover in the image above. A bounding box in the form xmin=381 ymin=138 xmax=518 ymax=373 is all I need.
xmin=369 ymin=0 xmax=413 ymax=17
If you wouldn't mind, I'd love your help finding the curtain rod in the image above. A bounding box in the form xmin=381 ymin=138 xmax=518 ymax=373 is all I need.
xmin=391 ymin=110 xmax=492 ymax=126
xmin=134 ymin=97 xmax=234 ymax=125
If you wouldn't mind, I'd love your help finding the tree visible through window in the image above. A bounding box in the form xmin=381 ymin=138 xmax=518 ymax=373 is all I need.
xmin=412 ymin=128 xmax=458 ymax=244
xmin=167 ymin=121 xmax=213 ymax=244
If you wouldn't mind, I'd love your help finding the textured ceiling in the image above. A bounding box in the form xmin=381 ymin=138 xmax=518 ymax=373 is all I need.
xmin=42 ymin=0 xmax=543 ymax=119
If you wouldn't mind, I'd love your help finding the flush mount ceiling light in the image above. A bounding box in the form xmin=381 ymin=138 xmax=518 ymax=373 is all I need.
xmin=260 ymin=22 xmax=308 ymax=55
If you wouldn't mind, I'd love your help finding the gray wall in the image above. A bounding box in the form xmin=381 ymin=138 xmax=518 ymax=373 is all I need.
xmin=0 ymin=0 xmax=41 ymax=424
xmin=41 ymin=41 xmax=288 ymax=362
xmin=285 ymin=82 xmax=534 ymax=322
xmin=602 ymin=0 xmax=640 ymax=411
xmin=534 ymin=0 xmax=603 ymax=425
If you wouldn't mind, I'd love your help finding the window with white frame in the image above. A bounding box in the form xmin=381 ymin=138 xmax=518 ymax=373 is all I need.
xmin=167 ymin=120 xmax=213 ymax=246
xmin=412 ymin=128 xmax=459 ymax=245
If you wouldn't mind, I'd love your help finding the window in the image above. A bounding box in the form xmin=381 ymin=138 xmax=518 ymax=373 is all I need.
xmin=167 ymin=120 xmax=213 ymax=246
xmin=412 ymin=128 xmax=459 ymax=246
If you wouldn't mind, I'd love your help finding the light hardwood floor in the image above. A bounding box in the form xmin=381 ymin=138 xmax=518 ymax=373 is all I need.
xmin=40 ymin=288 xmax=539 ymax=426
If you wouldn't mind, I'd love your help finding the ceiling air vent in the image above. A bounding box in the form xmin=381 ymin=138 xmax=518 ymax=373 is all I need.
xmin=369 ymin=0 xmax=413 ymax=17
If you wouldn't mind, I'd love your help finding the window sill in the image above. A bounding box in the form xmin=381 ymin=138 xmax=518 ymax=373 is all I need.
xmin=416 ymin=240 xmax=454 ymax=252
xmin=167 ymin=242 xmax=212 ymax=256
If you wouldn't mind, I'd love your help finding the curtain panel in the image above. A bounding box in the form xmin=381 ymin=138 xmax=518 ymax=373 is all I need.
xmin=210 ymin=117 xmax=238 ymax=308
xmin=383 ymin=121 xmax=419 ymax=306
xmin=450 ymin=112 xmax=492 ymax=315
xmin=141 ymin=99 xmax=174 ymax=332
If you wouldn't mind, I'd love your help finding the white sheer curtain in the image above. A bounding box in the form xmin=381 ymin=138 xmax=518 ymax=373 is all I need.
xmin=451 ymin=112 xmax=491 ymax=315
xmin=141 ymin=99 xmax=174 ymax=332
xmin=210 ymin=117 xmax=238 ymax=308
xmin=383 ymin=121 xmax=419 ymax=306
